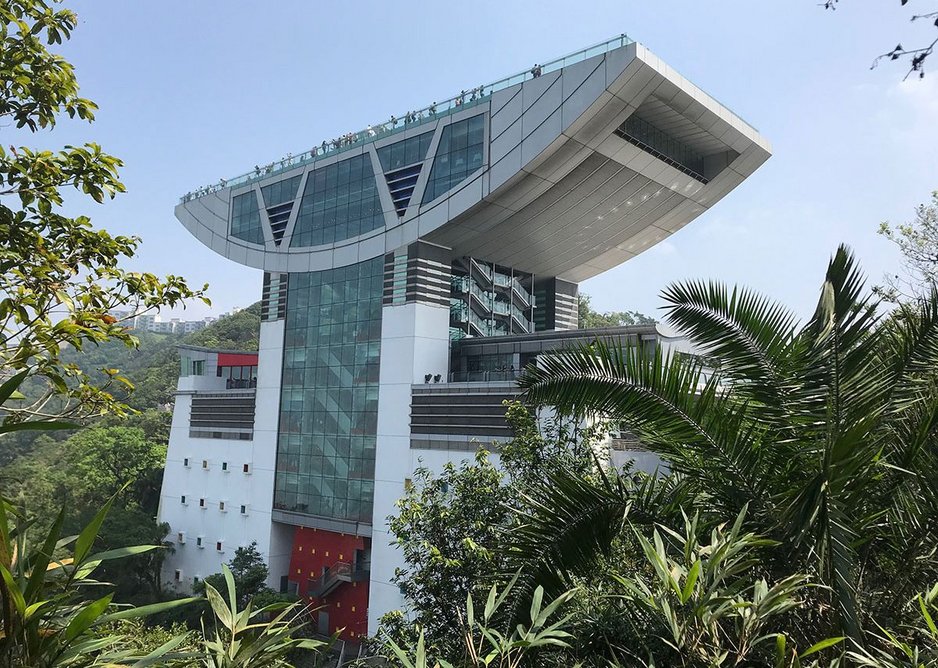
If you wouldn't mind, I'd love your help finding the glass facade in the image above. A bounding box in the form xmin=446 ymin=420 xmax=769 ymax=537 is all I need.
xmin=290 ymin=154 xmax=384 ymax=248
xmin=262 ymin=175 xmax=302 ymax=208
xmin=377 ymin=131 xmax=434 ymax=172
xmin=617 ymin=115 xmax=706 ymax=181
xmin=231 ymin=191 xmax=264 ymax=245
xmin=422 ymin=114 xmax=485 ymax=204
xmin=274 ymin=257 xmax=384 ymax=524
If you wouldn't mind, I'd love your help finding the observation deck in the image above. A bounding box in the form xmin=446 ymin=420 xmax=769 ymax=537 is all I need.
xmin=176 ymin=35 xmax=770 ymax=282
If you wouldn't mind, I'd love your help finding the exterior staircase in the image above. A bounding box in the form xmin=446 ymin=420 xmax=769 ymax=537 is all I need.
xmin=307 ymin=560 xmax=369 ymax=599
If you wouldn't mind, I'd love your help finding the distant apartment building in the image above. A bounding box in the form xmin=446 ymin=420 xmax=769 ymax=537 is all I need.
xmin=111 ymin=312 xmax=225 ymax=335
xmin=157 ymin=35 xmax=770 ymax=641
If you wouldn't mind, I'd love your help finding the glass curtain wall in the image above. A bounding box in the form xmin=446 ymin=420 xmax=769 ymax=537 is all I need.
xmin=274 ymin=257 xmax=383 ymax=524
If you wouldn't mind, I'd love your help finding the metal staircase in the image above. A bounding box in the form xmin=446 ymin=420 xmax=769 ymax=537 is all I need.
xmin=307 ymin=560 xmax=370 ymax=599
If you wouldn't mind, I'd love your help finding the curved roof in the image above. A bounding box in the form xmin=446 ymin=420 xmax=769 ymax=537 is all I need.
xmin=175 ymin=40 xmax=770 ymax=281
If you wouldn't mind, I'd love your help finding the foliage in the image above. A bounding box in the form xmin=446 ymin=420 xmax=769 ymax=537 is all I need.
xmin=383 ymin=400 xmax=606 ymax=660
xmin=847 ymin=584 xmax=938 ymax=667
xmin=199 ymin=564 xmax=331 ymax=668
xmin=0 ymin=0 xmax=209 ymax=431
xmin=0 ymin=493 xmax=197 ymax=667
xmin=577 ymin=293 xmax=656 ymax=329
xmin=194 ymin=542 xmax=292 ymax=610
xmin=612 ymin=508 xmax=835 ymax=667
xmin=385 ymin=451 xmax=511 ymax=656
xmin=383 ymin=577 xmax=576 ymax=668
xmin=518 ymin=244 xmax=938 ymax=656
xmin=878 ymin=190 xmax=938 ymax=302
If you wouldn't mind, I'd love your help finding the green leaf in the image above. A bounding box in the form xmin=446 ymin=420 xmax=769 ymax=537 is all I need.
xmin=64 ymin=594 xmax=113 ymax=641
xmin=0 ymin=420 xmax=79 ymax=434
xmin=0 ymin=370 xmax=29 ymax=405
xmin=100 ymin=596 xmax=200 ymax=622
xmin=681 ymin=559 xmax=701 ymax=604
xmin=799 ymin=636 xmax=845 ymax=658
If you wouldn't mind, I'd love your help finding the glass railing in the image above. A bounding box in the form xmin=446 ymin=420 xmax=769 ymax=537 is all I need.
xmin=450 ymin=369 xmax=522 ymax=383
xmin=181 ymin=33 xmax=634 ymax=202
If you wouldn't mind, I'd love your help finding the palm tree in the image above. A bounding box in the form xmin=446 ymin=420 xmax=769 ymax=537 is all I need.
xmin=515 ymin=245 xmax=938 ymax=645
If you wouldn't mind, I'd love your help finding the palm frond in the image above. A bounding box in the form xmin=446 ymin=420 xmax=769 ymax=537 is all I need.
xmin=661 ymin=279 xmax=799 ymax=408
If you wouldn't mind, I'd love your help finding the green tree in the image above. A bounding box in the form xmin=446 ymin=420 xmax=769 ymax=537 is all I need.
xmin=878 ymin=190 xmax=938 ymax=302
xmin=517 ymin=245 xmax=938 ymax=651
xmin=384 ymin=451 xmax=510 ymax=656
xmin=195 ymin=542 xmax=292 ymax=610
xmin=577 ymin=293 xmax=655 ymax=329
xmin=382 ymin=403 xmax=608 ymax=661
xmin=0 ymin=0 xmax=208 ymax=432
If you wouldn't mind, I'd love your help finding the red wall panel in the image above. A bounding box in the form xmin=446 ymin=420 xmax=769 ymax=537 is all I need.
xmin=288 ymin=526 xmax=370 ymax=639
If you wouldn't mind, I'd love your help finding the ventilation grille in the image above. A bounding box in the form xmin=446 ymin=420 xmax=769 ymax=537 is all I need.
xmin=384 ymin=163 xmax=423 ymax=216
xmin=266 ymin=202 xmax=292 ymax=245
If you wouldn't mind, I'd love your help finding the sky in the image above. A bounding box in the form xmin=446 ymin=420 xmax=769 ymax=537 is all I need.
xmin=28 ymin=1 xmax=938 ymax=322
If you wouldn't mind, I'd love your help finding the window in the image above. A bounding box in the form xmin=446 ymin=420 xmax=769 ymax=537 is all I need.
xmin=242 ymin=463 xmax=251 ymax=474
xmin=216 ymin=541 xmax=223 ymax=552
xmin=180 ymin=495 xmax=187 ymax=505
xmin=231 ymin=191 xmax=264 ymax=244
xmin=174 ymin=569 xmax=182 ymax=582
xmin=192 ymin=360 xmax=205 ymax=376
xmin=196 ymin=536 xmax=204 ymax=548
xmin=422 ymin=114 xmax=485 ymax=204
xmin=240 ymin=504 xmax=248 ymax=515
xmin=289 ymin=154 xmax=384 ymax=248
xmin=202 ymin=459 xmax=209 ymax=470
xmin=261 ymin=175 xmax=302 ymax=208
xmin=221 ymin=461 xmax=229 ymax=472
xmin=193 ymin=575 xmax=200 ymax=584
xmin=183 ymin=457 xmax=190 ymax=467
xmin=219 ymin=501 xmax=226 ymax=512
xmin=199 ymin=498 xmax=206 ymax=508
xmin=177 ymin=532 xmax=185 ymax=544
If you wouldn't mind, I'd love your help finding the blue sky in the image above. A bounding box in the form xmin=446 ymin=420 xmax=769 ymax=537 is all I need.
xmin=34 ymin=1 xmax=938 ymax=321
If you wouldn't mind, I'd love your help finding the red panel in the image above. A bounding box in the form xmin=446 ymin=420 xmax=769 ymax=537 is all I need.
xmin=288 ymin=526 xmax=370 ymax=640
xmin=217 ymin=352 xmax=258 ymax=366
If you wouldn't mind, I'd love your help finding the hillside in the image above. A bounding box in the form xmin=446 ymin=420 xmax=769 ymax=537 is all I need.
xmin=0 ymin=303 xmax=262 ymax=465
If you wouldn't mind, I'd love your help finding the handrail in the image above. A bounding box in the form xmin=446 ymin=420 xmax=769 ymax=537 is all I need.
xmin=181 ymin=34 xmax=634 ymax=202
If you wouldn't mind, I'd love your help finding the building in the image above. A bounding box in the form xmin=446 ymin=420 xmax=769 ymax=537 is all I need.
xmin=157 ymin=35 xmax=770 ymax=639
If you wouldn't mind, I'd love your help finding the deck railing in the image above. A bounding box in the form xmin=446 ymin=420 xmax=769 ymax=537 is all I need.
xmin=181 ymin=34 xmax=633 ymax=202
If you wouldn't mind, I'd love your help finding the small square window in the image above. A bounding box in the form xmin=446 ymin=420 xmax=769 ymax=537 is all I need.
xmin=219 ymin=501 xmax=226 ymax=512
xmin=199 ymin=498 xmax=206 ymax=508
xmin=222 ymin=462 xmax=229 ymax=472
xmin=196 ymin=536 xmax=203 ymax=548
xmin=180 ymin=495 xmax=187 ymax=505
xmin=243 ymin=463 xmax=251 ymax=474
xmin=174 ymin=569 xmax=182 ymax=582
xmin=177 ymin=532 xmax=185 ymax=544
xmin=240 ymin=504 xmax=248 ymax=515
xmin=202 ymin=460 xmax=209 ymax=470
xmin=193 ymin=575 xmax=201 ymax=583
xmin=183 ymin=457 xmax=190 ymax=467
xmin=216 ymin=541 xmax=223 ymax=552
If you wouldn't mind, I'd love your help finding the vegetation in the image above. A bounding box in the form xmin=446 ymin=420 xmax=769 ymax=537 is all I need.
xmin=377 ymin=246 xmax=938 ymax=666
xmin=577 ymin=293 xmax=656 ymax=329
xmin=0 ymin=0 xmax=207 ymax=430
xmin=878 ymin=190 xmax=938 ymax=302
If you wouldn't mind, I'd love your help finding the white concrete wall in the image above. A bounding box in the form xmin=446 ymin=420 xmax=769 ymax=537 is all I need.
xmin=158 ymin=320 xmax=287 ymax=592
xmin=368 ymin=301 xmax=451 ymax=633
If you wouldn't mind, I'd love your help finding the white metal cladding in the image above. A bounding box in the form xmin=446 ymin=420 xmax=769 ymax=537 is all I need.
xmin=175 ymin=42 xmax=769 ymax=282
